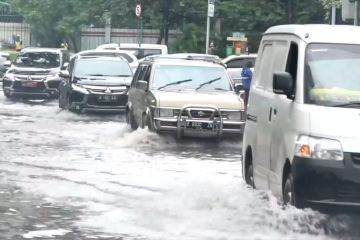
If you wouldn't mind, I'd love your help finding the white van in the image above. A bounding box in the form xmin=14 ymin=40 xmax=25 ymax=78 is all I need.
xmin=96 ymin=43 xmax=168 ymax=59
xmin=242 ymin=24 xmax=360 ymax=208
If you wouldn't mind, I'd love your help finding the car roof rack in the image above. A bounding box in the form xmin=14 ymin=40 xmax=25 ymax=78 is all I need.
xmin=143 ymin=54 xmax=226 ymax=67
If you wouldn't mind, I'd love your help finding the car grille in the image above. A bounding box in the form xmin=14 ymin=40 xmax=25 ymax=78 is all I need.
xmin=87 ymin=94 xmax=127 ymax=107
xmin=47 ymin=81 xmax=60 ymax=89
xmin=336 ymin=183 xmax=360 ymax=203
xmin=3 ymin=79 xmax=12 ymax=87
xmin=189 ymin=110 xmax=214 ymax=119
xmin=13 ymin=81 xmax=46 ymax=92
xmin=70 ymin=91 xmax=84 ymax=102
xmin=351 ymin=153 xmax=360 ymax=165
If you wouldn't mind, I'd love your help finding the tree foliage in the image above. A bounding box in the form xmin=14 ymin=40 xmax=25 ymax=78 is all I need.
xmin=11 ymin=0 xmax=332 ymax=55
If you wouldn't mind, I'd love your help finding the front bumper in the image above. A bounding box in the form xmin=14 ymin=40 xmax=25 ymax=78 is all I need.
xmin=293 ymin=153 xmax=360 ymax=207
xmin=153 ymin=106 xmax=245 ymax=138
xmin=69 ymin=92 xmax=128 ymax=113
xmin=3 ymin=79 xmax=60 ymax=98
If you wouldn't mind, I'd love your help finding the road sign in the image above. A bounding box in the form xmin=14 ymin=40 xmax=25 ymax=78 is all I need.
xmin=135 ymin=4 xmax=142 ymax=17
xmin=208 ymin=0 xmax=215 ymax=17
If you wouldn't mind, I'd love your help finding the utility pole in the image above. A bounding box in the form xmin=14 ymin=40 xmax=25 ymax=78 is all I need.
xmin=104 ymin=10 xmax=111 ymax=44
xmin=355 ymin=0 xmax=359 ymax=26
xmin=331 ymin=2 xmax=336 ymax=25
xmin=164 ymin=0 xmax=170 ymax=46
xmin=206 ymin=0 xmax=215 ymax=54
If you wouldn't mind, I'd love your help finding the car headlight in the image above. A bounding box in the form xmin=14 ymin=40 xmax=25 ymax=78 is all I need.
xmin=222 ymin=111 xmax=242 ymax=120
xmin=155 ymin=108 xmax=178 ymax=117
xmin=3 ymin=74 xmax=14 ymax=81
xmin=72 ymin=84 xmax=89 ymax=94
xmin=294 ymin=135 xmax=344 ymax=161
xmin=46 ymin=74 xmax=59 ymax=81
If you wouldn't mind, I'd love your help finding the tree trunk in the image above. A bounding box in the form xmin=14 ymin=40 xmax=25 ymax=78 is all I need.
xmin=157 ymin=28 xmax=164 ymax=44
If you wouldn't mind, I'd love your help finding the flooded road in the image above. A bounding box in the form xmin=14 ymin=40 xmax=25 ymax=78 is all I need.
xmin=1 ymin=83 xmax=360 ymax=240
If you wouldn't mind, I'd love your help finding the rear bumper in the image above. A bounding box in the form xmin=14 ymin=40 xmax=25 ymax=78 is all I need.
xmin=292 ymin=153 xmax=360 ymax=207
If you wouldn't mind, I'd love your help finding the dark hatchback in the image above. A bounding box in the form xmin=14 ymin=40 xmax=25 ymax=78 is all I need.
xmin=58 ymin=56 xmax=133 ymax=113
xmin=2 ymin=48 xmax=70 ymax=99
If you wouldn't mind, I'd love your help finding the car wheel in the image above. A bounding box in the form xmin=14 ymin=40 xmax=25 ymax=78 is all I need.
xmin=146 ymin=114 xmax=155 ymax=132
xmin=283 ymin=173 xmax=295 ymax=206
xmin=141 ymin=113 xmax=146 ymax=129
xmin=245 ymin=161 xmax=255 ymax=188
xmin=127 ymin=109 xmax=138 ymax=130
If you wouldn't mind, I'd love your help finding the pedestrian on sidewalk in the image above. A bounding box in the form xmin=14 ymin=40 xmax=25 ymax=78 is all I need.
xmin=241 ymin=61 xmax=253 ymax=109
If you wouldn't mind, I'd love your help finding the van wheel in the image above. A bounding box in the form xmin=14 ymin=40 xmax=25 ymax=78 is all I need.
xmin=127 ymin=109 xmax=138 ymax=130
xmin=283 ymin=173 xmax=295 ymax=206
xmin=245 ymin=161 xmax=255 ymax=188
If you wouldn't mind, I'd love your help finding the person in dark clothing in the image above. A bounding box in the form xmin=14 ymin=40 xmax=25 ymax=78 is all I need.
xmin=241 ymin=61 xmax=253 ymax=109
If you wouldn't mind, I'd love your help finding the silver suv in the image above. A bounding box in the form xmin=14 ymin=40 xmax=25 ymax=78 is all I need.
xmin=126 ymin=55 xmax=246 ymax=139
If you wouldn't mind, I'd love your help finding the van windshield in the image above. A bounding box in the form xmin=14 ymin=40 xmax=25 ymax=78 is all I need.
xmin=305 ymin=43 xmax=360 ymax=107
xmin=122 ymin=48 xmax=162 ymax=59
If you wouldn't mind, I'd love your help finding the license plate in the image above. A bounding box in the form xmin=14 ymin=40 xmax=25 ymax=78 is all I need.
xmin=98 ymin=95 xmax=117 ymax=102
xmin=22 ymin=81 xmax=37 ymax=87
xmin=186 ymin=121 xmax=213 ymax=130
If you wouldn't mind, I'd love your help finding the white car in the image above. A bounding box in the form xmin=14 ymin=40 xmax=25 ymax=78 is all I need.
xmin=73 ymin=49 xmax=139 ymax=73
xmin=96 ymin=43 xmax=168 ymax=59
xmin=222 ymin=54 xmax=257 ymax=84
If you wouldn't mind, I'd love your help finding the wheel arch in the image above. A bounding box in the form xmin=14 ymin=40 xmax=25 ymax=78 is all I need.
xmin=282 ymin=158 xmax=292 ymax=193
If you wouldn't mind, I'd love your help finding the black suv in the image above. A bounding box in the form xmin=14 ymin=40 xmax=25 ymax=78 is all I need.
xmin=2 ymin=47 xmax=70 ymax=99
xmin=58 ymin=56 xmax=133 ymax=113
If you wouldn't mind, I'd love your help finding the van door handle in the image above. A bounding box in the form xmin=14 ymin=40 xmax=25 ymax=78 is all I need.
xmin=269 ymin=107 xmax=272 ymax=121
xmin=273 ymin=108 xmax=277 ymax=116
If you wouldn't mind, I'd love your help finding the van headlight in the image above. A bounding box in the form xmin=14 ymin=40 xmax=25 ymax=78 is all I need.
xmin=294 ymin=136 xmax=344 ymax=161
xmin=3 ymin=74 xmax=14 ymax=81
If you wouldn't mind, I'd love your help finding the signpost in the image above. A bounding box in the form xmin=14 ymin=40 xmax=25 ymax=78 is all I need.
xmin=206 ymin=0 xmax=215 ymax=54
xmin=135 ymin=3 xmax=143 ymax=45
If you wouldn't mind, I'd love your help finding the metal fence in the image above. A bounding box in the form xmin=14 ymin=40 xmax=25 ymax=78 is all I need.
xmin=0 ymin=22 xmax=31 ymax=47
xmin=80 ymin=27 xmax=181 ymax=51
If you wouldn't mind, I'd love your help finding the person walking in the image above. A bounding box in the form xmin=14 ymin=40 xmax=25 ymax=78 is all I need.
xmin=241 ymin=61 xmax=253 ymax=109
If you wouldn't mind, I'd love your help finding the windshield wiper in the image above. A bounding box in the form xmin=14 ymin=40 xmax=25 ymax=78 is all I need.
xmin=157 ymin=79 xmax=192 ymax=90
xmin=196 ymin=77 xmax=221 ymax=90
xmin=332 ymin=101 xmax=360 ymax=108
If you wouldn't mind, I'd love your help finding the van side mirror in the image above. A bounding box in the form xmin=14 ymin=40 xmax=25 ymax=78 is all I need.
xmin=136 ymin=80 xmax=148 ymax=91
xmin=3 ymin=60 xmax=11 ymax=67
xmin=59 ymin=70 xmax=70 ymax=79
xmin=273 ymin=72 xmax=294 ymax=99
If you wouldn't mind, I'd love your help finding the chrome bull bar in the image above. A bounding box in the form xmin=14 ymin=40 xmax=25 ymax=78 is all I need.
xmin=176 ymin=105 xmax=223 ymax=139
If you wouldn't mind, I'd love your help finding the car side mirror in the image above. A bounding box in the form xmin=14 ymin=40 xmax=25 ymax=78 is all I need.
xmin=234 ymin=83 xmax=244 ymax=94
xmin=62 ymin=62 xmax=69 ymax=70
xmin=3 ymin=60 xmax=11 ymax=67
xmin=273 ymin=72 xmax=294 ymax=99
xmin=59 ymin=70 xmax=70 ymax=79
xmin=136 ymin=80 xmax=148 ymax=91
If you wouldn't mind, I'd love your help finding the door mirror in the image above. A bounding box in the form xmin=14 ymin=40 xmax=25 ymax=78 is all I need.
xmin=3 ymin=60 xmax=11 ymax=67
xmin=62 ymin=62 xmax=69 ymax=70
xmin=59 ymin=70 xmax=70 ymax=79
xmin=234 ymin=83 xmax=244 ymax=93
xmin=273 ymin=72 xmax=294 ymax=99
xmin=136 ymin=80 xmax=148 ymax=91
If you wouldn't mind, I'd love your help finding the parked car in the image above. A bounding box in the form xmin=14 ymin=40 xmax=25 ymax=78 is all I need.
xmin=242 ymin=24 xmax=360 ymax=209
xmin=126 ymin=55 xmax=245 ymax=139
xmin=73 ymin=49 xmax=139 ymax=73
xmin=58 ymin=56 xmax=133 ymax=113
xmin=2 ymin=47 xmax=70 ymax=99
xmin=222 ymin=54 xmax=257 ymax=84
xmin=0 ymin=51 xmax=11 ymax=77
xmin=96 ymin=43 xmax=168 ymax=59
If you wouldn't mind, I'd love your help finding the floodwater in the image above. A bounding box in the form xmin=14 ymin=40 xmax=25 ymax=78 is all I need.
xmin=1 ymin=83 xmax=360 ymax=240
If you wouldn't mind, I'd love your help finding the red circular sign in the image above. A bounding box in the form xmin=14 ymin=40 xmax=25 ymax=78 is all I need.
xmin=135 ymin=4 xmax=142 ymax=17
